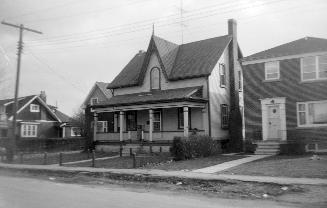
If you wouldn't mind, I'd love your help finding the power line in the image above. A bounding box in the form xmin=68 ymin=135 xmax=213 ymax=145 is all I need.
xmin=26 ymin=0 xmax=285 ymax=47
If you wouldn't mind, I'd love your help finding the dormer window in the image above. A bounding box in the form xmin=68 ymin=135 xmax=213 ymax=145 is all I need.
xmin=30 ymin=104 xmax=40 ymax=112
xmin=91 ymin=98 xmax=98 ymax=105
xmin=265 ymin=61 xmax=280 ymax=80
xmin=150 ymin=67 xmax=160 ymax=90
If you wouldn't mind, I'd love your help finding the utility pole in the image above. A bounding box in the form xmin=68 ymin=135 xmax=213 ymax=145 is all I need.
xmin=1 ymin=21 xmax=42 ymax=162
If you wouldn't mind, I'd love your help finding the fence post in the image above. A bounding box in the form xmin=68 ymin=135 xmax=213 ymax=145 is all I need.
xmin=132 ymin=153 xmax=136 ymax=168
xmin=149 ymin=142 xmax=153 ymax=154
xmin=92 ymin=150 xmax=96 ymax=168
xmin=129 ymin=148 xmax=132 ymax=156
xmin=119 ymin=143 xmax=123 ymax=157
xmin=19 ymin=152 xmax=23 ymax=164
xmin=43 ymin=152 xmax=48 ymax=165
xmin=160 ymin=146 xmax=162 ymax=153
xmin=59 ymin=152 xmax=63 ymax=166
xmin=87 ymin=149 xmax=90 ymax=159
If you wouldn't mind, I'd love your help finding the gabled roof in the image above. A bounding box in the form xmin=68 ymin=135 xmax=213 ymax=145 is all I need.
xmin=243 ymin=37 xmax=327 ymax=62
xmin=107 ymin=34 xmax=232 ymax=89
xmin=94 ymin=86 xmax=206 ymax=107
xmin=48 ymin=105 xmax=72 ymax=123
xmin=1 ymin=95 xmax=62 ymax=122
xmin=82 ymin=81 xmax=112 ymax=107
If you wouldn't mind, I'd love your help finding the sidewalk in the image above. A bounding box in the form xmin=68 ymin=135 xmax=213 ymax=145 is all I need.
xmin=193 ymin=155 xmax=270 ymax=174
xmin=0 ymin=162 xmax=326 ymax=186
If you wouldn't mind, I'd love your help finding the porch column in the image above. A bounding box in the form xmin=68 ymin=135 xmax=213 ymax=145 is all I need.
xmin=119 ymin=111 xmax=124 ymax=141
xmin=93 ymin=112 xmax=98 ymax=141
xmin=183 ymin=106 xmax=189 ymax=137
xmin=149 ymin=109 xmax=153 ymax=142
xmin=201 ymin=108 xmax=209 ymax=135
xmin=114 ymin=113 xmax=118 ymax=132
xmin=62 ymin=127 xmax=65 ymax=138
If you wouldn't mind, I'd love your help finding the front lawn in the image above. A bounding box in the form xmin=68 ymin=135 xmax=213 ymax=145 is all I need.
xmin=9 ymin=151 xmax=117 ymax=165
xmin=221 ymin=155 xmax=327 ymax=178
xmin=142 ymin=155 xmax=246 ymax=171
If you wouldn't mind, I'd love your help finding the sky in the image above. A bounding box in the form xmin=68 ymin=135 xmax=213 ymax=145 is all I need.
xmin=0 ymin=0 xmax=326 ymax=116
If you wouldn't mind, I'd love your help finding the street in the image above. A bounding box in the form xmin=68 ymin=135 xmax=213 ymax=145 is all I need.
xmin=0 ymin=175 xmax=297 ymax=208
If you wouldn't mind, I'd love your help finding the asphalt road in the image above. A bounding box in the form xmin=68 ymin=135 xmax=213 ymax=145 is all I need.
xmin=0 ymin=175 xmax=296 ymax=208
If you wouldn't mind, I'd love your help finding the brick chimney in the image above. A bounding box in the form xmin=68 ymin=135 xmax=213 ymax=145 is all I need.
xmin=40 ymin=91 xmax=47 ymax=103
xmin=227 ymin=19 xmax=243 ymax=152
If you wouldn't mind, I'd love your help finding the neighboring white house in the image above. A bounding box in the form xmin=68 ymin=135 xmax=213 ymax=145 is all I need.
xmin=89 ymin=19 xmax=244 ymax=151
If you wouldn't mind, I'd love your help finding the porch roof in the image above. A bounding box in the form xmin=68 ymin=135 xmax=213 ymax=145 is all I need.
xmin=93 ymin=86 xmax=207 ymax=108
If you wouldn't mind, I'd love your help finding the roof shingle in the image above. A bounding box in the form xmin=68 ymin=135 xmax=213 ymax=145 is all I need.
xmin=243 ymin=37 xmax=327 ymax=62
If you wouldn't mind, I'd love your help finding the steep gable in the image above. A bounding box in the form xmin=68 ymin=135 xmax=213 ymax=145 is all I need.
xmin=108 ymin=34 xmax=232 ymax=89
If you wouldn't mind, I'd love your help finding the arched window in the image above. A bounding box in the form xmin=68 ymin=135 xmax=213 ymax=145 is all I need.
xmin=150 ymin=67 xmax=160 ymax=90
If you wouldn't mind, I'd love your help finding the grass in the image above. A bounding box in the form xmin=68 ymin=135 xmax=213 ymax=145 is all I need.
xmin=67 ymin=153 xmax=172 ymax=169
xmin=222 ymin=155 xmax=327 ymax=178
xmin=8 ymin=151 xmax=118 ymax=165
xmin=142 ymin=155 xmax=246 ymax=171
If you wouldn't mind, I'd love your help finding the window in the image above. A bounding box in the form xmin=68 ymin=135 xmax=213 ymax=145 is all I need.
xmin=71 ymin=127 xmax=81 ymax=137
xmin=177 ymin=108 xmax=191 ymax=129
xmin=238 ymin=70 xmax=242 ymax=91
xmin=153 ymin=111 xmax=161 ymax=131
xmin=219 ymin=64 xmax=226 ymax=87
xmin=21 ymin=124 xmax=37 ymax=137
xmin=297 ymin=101 xmax=327 ymax=127
xmin=150 ymin=67 xmax=160 ymax=90
xmin=91 ymin=98 xmax=98 ymax=105
xmin=126 ymin=111 xmax=137 ymax=131
xmin=301 ymin=55 xmax=327 ymax=81
xmin=97 ymin=121 xmax=108 ymax=133
xmin=30 ymin=104 xmax=40 ymax=112
xmin=264 ymin=61 xmax=280 ymax=80
xmin=221 ymin=104 xmax=229 ymax=129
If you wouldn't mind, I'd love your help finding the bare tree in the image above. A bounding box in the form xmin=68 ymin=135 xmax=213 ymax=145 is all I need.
xmin=71 ymin=107 xmax=86 ymax=137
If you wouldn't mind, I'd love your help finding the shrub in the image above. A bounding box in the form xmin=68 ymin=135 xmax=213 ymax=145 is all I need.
xmin=280 ymin=142 xmax=306 ymax=155
xmin=170 ymin=135 xmax=221 ymax=160
xmin=244 ymin=139 xmax=257 ymax=153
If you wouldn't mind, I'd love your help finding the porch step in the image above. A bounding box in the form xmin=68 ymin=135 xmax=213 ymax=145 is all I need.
xmin=255 ymin=141 xmax=282 ymax=155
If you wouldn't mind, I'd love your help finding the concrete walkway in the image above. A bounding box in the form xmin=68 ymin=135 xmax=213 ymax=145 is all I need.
xmin=0 ymin=162 xmax=326 ymax=185
xmin=193 ymin=155 xmax=271 ymax=174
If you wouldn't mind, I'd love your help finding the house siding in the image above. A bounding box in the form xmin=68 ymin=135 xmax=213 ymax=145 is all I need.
xmin=88 ymin=86 xmax=109 ymax=105
xmin=243 ymin=58 xmax=327 ymax=144
xmin=208 ymin=47 xmax=230 ymax=139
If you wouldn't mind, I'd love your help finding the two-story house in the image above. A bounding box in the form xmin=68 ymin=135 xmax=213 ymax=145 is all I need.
xmin=242 ymin=37 xmax=327 ymax=154
xmin=82 ymin=82 xmax=112 ymax=108
xmin=0 ymin=91 xmax=80 ymax=142
xmin=89 ymin=19 xmax=244 ymax=152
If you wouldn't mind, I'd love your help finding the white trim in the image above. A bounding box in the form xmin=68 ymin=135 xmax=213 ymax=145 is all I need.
xmin=296 ymin=100 xmax=327 ymax=128
xmin=242 ymin=51 xmax=327 ymax=65
xmin=260 ymin=97 xmax=287 ymax=141
xmin=91 ymin=97 xmax=99 ymax=105
xmin=264 ymin=61 xmax=280 ymax=80
xmin=20 ymin=122 xmax=40 ymax=124
xmin=30 ymin=104 xmax=40 ymax=112
xmin=71 ymin=127 xmax=81 ymax=137
xmin=21 ymin=123 xmax=38 ymax=138
xmin=300 ymin=55 xmax=327 ymax=82
xmin=94 ymin=101 xmax=206 ymax=113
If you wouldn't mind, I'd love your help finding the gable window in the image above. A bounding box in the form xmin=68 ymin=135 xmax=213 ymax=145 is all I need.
xmin=297 ymin=100 xmax=327 ymax=127
xmin=30 ymin=104 xmax=40 ymax=112
xmin=301 ymin=55 xmax=327 ymax=81
xmin=153 ymin=110 xmax=161 ymax=131
xmin=221 ymin=104 xmax=229 ymax=129
xmin=177 ymin=108 xmax=191 ymax=129
xmin=219 ymin=64 xmax=226 ymax=87
xmin=126 ymin=111 xmax=137 ymax=131
xmin=21 ymin=124 xmax=38 ymax=137
xmin=264 ymin=61 xmax=280 ymax=80
xmin=71 ymin=127 xmax=82 ymax=137
xmin=97 ymin=121 xmax=108 ymax=133
xmin=150 ymin=67 xmax=160 ymax=90
xmin=91 ymin=98 xmax=98 ymax=105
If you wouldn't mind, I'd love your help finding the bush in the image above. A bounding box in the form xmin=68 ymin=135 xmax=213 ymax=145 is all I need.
xmin=244 ymin=139 xmax=257 ymax=153
xmin=170 ymin=135 xmax=221 ymax=160
xmin=280 ymin=142 xmax=306 ymax=155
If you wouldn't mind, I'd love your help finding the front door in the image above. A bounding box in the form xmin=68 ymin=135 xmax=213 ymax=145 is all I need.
xmin=267 ymin=105 xmax=281 ymax=140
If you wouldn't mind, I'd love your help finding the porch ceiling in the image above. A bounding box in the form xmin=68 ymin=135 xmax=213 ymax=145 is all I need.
xmin=92 ymin=86 xmax=207 ymax=111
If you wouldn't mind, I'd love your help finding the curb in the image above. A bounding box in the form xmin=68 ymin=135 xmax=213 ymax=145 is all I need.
xmin=0 ymin=163 xmax=326 ymax=186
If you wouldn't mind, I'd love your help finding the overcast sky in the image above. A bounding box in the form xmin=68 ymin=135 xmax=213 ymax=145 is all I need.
xmin=0 ymin=0 xmax=326 ymax=116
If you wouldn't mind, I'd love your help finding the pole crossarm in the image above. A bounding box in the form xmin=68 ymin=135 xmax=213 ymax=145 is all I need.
xmin=1 ymin=21 xmax=42 ymax=34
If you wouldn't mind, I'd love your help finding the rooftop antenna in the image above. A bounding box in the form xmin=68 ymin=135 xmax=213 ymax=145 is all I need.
xmin=179 ymin=0 xmax=187 ymax=44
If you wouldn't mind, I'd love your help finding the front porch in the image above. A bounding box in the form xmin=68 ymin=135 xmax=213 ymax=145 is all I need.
xmin=93 ymin=102 xmax=208 ymax=142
